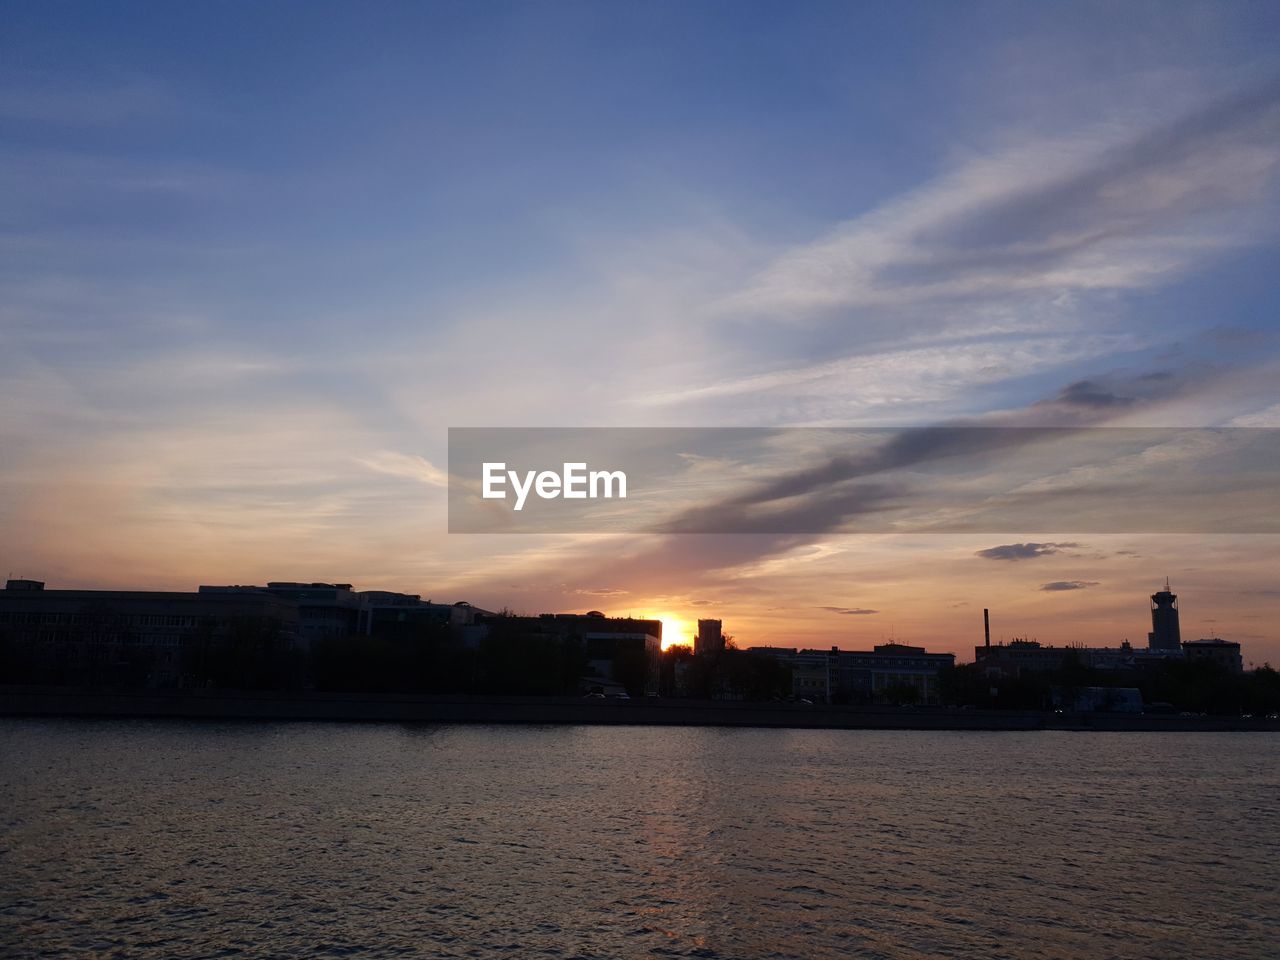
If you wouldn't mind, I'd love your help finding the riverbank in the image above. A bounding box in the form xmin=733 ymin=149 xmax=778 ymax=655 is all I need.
xmin=3 ymin=686 xmax=1277 ymax=731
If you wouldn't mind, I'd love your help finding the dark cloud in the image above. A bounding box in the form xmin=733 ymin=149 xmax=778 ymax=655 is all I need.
xmin=659 ymin=426 xmax=1072 ymax=534
xmin=1041 ymin=580 xmax=1100 ymax=591
xmin=1057 ymin=379 xmax=1134 ymax=408
xmin=977 ymin=542 xmax=1079 ymax=561
xmin=1024 ymin=368 xmax=1192 ymax=420
xmin=655 ymin=401 xmax=1266 ymax=535
xmin=818 ymin=606 xmax=879 ymax=616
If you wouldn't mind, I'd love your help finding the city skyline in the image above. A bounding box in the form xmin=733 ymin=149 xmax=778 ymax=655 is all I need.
xmin=4 ymin=4 xmax=1280 ymax=665
xmin=2 ymin=570 xmax=1262 ymax=670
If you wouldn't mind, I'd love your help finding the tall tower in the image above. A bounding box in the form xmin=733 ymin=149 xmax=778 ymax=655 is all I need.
xmin=695 ymin=619 xmax=723 ymax=657
xmin=1147 ymin=579 xmax=1181 ymax=651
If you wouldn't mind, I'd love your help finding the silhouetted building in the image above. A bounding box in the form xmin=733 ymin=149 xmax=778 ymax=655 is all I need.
xmin=1148 ymin=580 xmax=1181 ymax=651
xmin=694 ymin=618 xmax=723 ymax=657
xmin=1182 ymin=638 xmax=1243 ymax=673
xmin=747 ymin=642 xmax=954 ymax=704
xmin=840 ymin=643 xmax=955 ymax=704
xmin=497 ymin=612 xmax=662 ymax=694
xmin=358 ymin=594 xmax=492 ymax=647
xmin=198 ymin=582 xmax=497 ymax=649
xmin=974 ymin=639 xmax=1145 ymax=676
xmin=791 ymin=649 xmax=834 ymax=701
xmin=200 ymin=582 xmax=361 ymax=647
xmin=977 ymin=583 xmax=1209 ymax=678
xmin=0 ymin=579 xmax=299 ymax=687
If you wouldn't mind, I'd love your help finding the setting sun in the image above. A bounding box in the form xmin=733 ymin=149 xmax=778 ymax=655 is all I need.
xmin=645 ymin=612 xmax=694 ymax=650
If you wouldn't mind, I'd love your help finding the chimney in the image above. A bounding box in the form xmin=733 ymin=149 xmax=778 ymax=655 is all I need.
xmin=984 ymin=608 xmax=990 ymax=648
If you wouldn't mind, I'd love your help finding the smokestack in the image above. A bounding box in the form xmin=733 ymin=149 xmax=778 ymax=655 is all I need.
xmin=984 ymin=608 xmax=990 ymax=648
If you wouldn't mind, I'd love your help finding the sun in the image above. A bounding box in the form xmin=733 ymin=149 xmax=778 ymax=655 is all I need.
xmin=618 ymin=607 xmax=696 ymax=650
xmin=653 ymin=612 xmax=694 ymax=650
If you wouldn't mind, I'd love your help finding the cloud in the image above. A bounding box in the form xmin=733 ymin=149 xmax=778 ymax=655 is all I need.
xmin=656 ymin=422 xmax=1080 ymax=534
xmin=819 ymin=606 xmax=879 ymax=616
xmin=640 ymin=334 xmax=1135 ymax=414
xmin=635 ymin=77 xmax=1280 ymax=426
xmin=977 ymin=542 xmax=1079 ymax=561
xmin=729 ymin=78 xmax=1280 ymax=320
xmin=1041 ymin=580 xmax=1100 ymax=591
xmin=1055 ymin=379 xmax=1135 ymax=408
xmin=646 ymin=363 xmax=1277 ymax=536
xmin=653 ymin=388 xmax=1183 ymax=533
xmin=356 ymin=451 xmax=449 ymax=488
xmin=571 ymin=586 xmax=629 ymax=598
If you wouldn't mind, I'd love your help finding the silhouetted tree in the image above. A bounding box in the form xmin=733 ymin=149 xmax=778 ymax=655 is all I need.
xmin=611 ymin=647 xmax=649 ymax=697
xmin=881 ymin=680 xmax=921 ymax=706
xmin=183 ymin=616 xmax=298 ymax=690
xmin=937 ymin=664 xmax=990 ymax=707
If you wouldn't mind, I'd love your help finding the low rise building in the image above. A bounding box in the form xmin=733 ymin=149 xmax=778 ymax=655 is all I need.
xmin=1181 ymin=638 xmax=1243 ymax=673
xmin=358 ymin=594 xmax=492 ymax=647
xmin=493 ymin=612 xmax=662 ymax=695
xmin=840 ymin=643 xmax=955 ymax=704
xmin=973 ymin=639 xmax=1182 ymax=678
xmin=747 ymin=642 xmax=955 ymax=704
xmin=200 ymin=581 xmax=361 ymax=648
xmin=0 ymin=579 xmax=299 ymax=687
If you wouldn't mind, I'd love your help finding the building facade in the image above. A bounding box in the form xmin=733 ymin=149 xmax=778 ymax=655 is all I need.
xmin=694 ymin=619 xmax=724 ymax=657
xmin=0 ymin=579 xmax=299 ymax=688
xmin=493 ymin=612 xmax=663 ymax=695
xmin=1182 ymin=638 xmax=1243 ymax=673
xmin=747 ymin=643 xmax=955 ymax=704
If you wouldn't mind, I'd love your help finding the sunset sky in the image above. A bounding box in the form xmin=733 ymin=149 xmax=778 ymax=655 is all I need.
xmin=4 ymin=2 xmax=1280 ymax=664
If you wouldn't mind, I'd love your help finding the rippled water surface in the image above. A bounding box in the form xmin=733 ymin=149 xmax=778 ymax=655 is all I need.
xmin=2 ymin=720 xmax=1277 ymax=959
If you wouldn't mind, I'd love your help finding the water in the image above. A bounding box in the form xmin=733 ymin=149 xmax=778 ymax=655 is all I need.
xmin=1 ymin=721 xmax=1277 ymax=959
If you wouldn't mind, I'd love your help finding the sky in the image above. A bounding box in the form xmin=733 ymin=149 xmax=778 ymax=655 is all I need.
xmin=3 ymin=1 xmax=1280 ymax=662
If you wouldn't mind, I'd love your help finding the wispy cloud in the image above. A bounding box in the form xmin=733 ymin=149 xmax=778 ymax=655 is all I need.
xmin=728 ymin=79 xmax=1280 ymax=320
xmin=1041 ymin=580 xmax=1100 ymax=591
xmin=622 ymin=80 xmax=1280 ymax=426
xmin=639 ymin=334 xmax=1134 ymax=415
xmin=356 ymin=451 xmax=449 ymax=488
